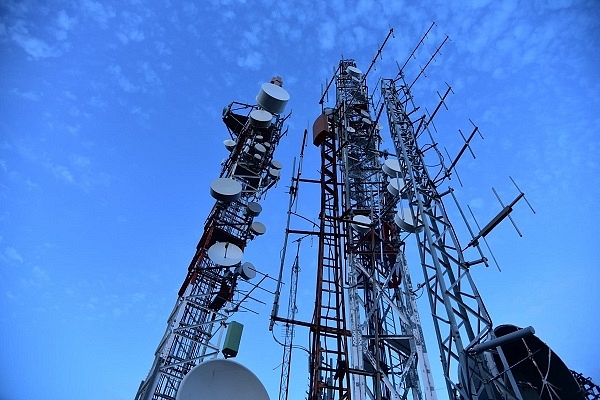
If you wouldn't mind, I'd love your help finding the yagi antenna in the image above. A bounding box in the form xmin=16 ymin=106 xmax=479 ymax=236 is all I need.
xmin=397 ymin=21 xmax=435 ymax=76
xmin=447 ymin=120 xmax=483 ymax=177
xmin=467 ymin=204 xmax=501 ymax=271
xmin=443 ymin=147 xmax=464 ymax=187
xmin=362 ymin=28 xmax=394 ymax=82
xmin=467 ymin=177 xmax=535 ymax=249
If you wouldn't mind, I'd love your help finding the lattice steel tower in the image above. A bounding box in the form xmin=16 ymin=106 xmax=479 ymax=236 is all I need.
xmin=135 ymin=28 xmax=598 ymax=400
xmin=270 ymin=28 xmax=597 ymax=400
xmin=134 ymin=77 xmax=290 ymax=400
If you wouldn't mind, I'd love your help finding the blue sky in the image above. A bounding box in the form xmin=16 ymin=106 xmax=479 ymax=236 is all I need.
xmin=1 ymin=1 xmax=599 ymax=399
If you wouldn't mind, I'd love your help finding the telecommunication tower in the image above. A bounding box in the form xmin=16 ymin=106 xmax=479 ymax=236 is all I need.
xmin=134 ymin=77 xmax=290 ymax=400
xmin=134 ymin=27 xmax=599 ymax=400
xmin=269 ymin=27 xmax=598 ymax=400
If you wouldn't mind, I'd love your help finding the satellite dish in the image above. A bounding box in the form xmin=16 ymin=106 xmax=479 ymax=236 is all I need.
xmin=382 ymin=158 xmax=403 ymax=177
xmin=346 ymin=65 xmax=362 ymax=78
xmin=207 ymin=242 xmax=243 ymax=266
xmin=351 ymin=215 xmax=371 ymax=233
xmin=210 ymin=178 xmax=242 ymax=202
xmin=254 ymin=143 xmax=266 ymax=154
xmin=246 ymin=201 xmax=262 ymax=217
xmin=256 ymin=83 xmax=290 ymax=114
xmin=387 ymin=178 xmax=408 ymax=198
xmin=249 ymin=109 xmax=272 ymax=129
xmin=235 ymin=262 xmax=257 ymax=280
xmin=223 ymin=139 xmax=236 ymax=151
xmin=268 ymin=168 xmax=280 ymax=179
xmin=250 ymin=221 xmax=266 ymax=235
xmin=490 ymin=324 xmax=585 ymax=400
xmin=394 ymin=209 xmax=422 ymax=233
xmin=176 ymin=359 xmax=270 ymax=400
xmin=270 ymin=160 xmax=282 ymax=170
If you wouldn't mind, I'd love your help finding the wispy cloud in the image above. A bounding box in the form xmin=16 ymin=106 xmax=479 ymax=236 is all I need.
xmin=80 ymin=0 xmax=116 ymax=27
xmin=2 ymin=246 xmax=24 ymax=264
xmin=116 ymin=11 xmax=145 ymax=44
xmin=318 ymin=21 xmax=336 ymax=50
xmin=1 ymin=7 xmax=74 ymax=60
xmin=9 ymin=23 xmax=61 ymax=60
xmin=47 ymin=162 xmax=75 ymax=184
xmin=108 ymin=64 xmax=138 ymax=93
xmin=237 ymin=51 xmax=264 ymax=70
xmin=10 ymin=88 xmax=43 ymax=101
xmin=54 ymin=9 xmax=78 ymax=41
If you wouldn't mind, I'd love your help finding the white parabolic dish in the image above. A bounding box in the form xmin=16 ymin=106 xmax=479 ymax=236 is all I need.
xmin=352 ymin=215 xmax=371 ymax=233
xmin=176 ymin=359 xmax=270 ymax=400
xmin=249 ymin=109 xmax=273 ymax=128
xmin=382 ymin=158 xmax=403 ymax=177
xmin=207 ymin=242 xmax=243 ymax=266
xmin=256 ymin=83 xmax=290 ymax=115
xmin=210 ymin=178 xmax=242 ymax=202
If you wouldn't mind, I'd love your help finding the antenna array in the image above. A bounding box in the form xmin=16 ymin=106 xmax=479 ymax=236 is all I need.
xmin=134 ymin=25 xmax=598 ymax=400
xmin=134 ymin=78 xmax=290 ymax=400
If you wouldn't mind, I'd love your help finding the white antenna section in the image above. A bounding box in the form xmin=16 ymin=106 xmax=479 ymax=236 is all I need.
xmin=207 ymin=242 xmax=243 ymax=266
xmin=382 ymin=158 xmax=404 ymax=177
xmin=176 ymin=359 xmax=270 ymax=400
xmin=210 ymin=178 xmax=242 ymax=202
xmin=250 ymin=109 xmax=273 ymax=128
xmin=256 ymin=83 xmax=290 ymax=114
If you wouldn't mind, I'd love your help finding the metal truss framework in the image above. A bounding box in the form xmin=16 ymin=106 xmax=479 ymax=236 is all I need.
xmin=381 ymin=77 xmax=523 ymax=400
xmin=135 ymin=80 xmax=290 ymax=400
xmin=293 ymin=59 xmax=439 ymax=400
xmin=571 ymin=370 xmax=600 ymax=400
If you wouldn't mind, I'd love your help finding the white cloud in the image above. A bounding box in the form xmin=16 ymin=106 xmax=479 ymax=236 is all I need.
xmin=48 ymin=163 xmax=75 ymax=184
xmin=10 ymin=88 xmax=42 ymax=101
xmin=154 ymin=41 xmax=172 ymax=56
xmin=243 ymin=26 xmax=261 ymax=47
xmin=108 ymin=64 xmax=138 ymax=93
xmin=11 ymin=29 xmax=60 ymax=60
xmin=139 ymin=62 xmax=161 ymax=86
xmin=117 ymin=11 xmax=145 ymax=44
xmin=80 ymin=0 xmax=116 ymax=26
xmin=69 ymin=154 xmax=91 ymax=168
xmin=237 ymin=51 xmax=264 ymax=70
xmin=3 ymin=247 xmax=24 ymax=264
xmin=54 ymin=9 xmax=78 ymax=41
xmin=318 ymin=21 xmax=336 ymax=50
xmin=63 ymin=91 xmax=77 ymax=101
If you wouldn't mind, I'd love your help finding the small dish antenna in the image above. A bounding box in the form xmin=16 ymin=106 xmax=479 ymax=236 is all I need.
xmin=210 ymin=178 xmax=242 ymax=202
xmin=394 ymin=209 xmax=422 ymax=233
xmin=256 ymin=83 xmax=290 ymax=114
xmin=387 ymin=177 xmax=408 ymax=198
xmin=235 ymin=262 xmax=257 ymax=280
xmin=346 ymin=65 xmax=362 ymax=78
xmin=176 ymin=359 xmax=270 ymax=400
xmin=250 ymin=221 xmax=266 ymax=235
xmin=207 ymin=242 xmax=243 ymax=266
xmin=249 ymin=109 xmax=273 ymax=129
xmin=270 ymin=160 xmax=283 ymax=170
xmin=351 ymin=215 xmax=371 ymax=233
xmin=246 ymin=201 xmax=262 ymax=217
xmin=223 ymin=139 xmax=236 ymax=151
xmin=382 ymin=158 xmax=403 ymax=177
